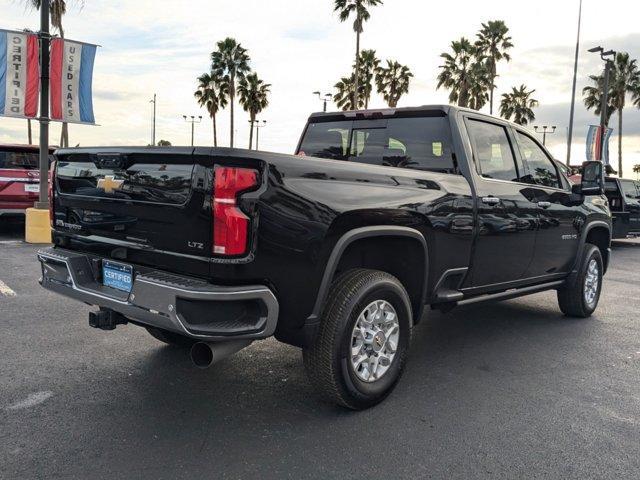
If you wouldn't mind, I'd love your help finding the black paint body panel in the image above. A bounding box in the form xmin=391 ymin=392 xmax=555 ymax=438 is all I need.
xmin=50 ymin=106 xmax=612 ymax=347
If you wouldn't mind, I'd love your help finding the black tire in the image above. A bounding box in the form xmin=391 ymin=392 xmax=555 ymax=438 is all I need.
xmin=557 ymin=244 xmax=603 ymax=318
xmin=303 ymin=269 xmax=413 ymax=410
xmin=145 ymin=326 xmax=197 ymax=348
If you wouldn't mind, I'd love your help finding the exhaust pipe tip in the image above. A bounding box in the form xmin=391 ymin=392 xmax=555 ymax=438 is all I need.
xmin=190 ymin=342 xmax=214 ymax=369
xmin=190 ymin=340 xmax=253 ymax=369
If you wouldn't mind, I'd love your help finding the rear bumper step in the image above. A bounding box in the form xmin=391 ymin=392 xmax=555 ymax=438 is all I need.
xmin=37 ymin=247 xmax=279 ymax=341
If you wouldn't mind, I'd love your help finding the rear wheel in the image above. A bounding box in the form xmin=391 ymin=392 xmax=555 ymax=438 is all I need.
xmin=303 ymin=269 xmax=412 ymax=410
xmin=557 ymin=244 xmax=603 ymax=318
xmin=145 ymin=326 xmax=197 ymax=348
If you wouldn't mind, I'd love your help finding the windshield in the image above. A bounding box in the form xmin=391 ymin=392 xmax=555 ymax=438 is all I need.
xmin=298 ymin=115 xmax=456 ymax=173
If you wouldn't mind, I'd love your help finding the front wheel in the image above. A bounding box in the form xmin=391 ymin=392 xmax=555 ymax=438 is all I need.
xmin=557 ymin=244 xmax=603 ymax=318
xmin=303 ymin=269 xmax=412 ymax=410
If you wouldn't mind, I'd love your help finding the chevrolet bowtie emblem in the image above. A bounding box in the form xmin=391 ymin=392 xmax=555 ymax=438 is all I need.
xmin=97 ymin=175 xmax=124 ymax=193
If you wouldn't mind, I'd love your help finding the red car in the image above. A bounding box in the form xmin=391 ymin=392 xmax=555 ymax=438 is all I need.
xmin=0 ymin=144 xmax=55 ymax=216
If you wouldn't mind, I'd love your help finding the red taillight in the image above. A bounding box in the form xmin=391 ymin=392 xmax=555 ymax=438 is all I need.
xmin=49 ymin=161 xmax=56 ymax=227
xmin=212 ymin=166 xmax=259 ymax=256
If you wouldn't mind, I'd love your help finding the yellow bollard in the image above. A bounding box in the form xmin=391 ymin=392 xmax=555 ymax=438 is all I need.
xmin=25 ymin=208 xmax=52 ymax=244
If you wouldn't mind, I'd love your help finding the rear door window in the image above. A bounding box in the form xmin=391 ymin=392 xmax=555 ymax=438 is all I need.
xmin=466 ymin=119 xmax=519 ymax=182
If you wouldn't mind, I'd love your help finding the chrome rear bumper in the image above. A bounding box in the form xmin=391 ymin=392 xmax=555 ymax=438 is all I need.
xmin=37 ymin=247 xmax=279 ymax=341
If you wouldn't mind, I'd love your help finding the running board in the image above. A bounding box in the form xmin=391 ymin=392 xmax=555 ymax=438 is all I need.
xmin=457 ymin=280 xmax=565 ymax=306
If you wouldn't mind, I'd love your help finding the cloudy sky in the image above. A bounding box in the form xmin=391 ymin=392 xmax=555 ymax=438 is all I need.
xmin=2 ymin=0 xmax=640 ymax=173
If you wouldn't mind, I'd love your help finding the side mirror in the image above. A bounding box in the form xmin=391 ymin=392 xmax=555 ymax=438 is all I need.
xmin=580 ymin=161 xmax=604 ymax=195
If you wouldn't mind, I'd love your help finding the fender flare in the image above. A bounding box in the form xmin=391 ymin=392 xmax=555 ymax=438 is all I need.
xmin=573 ymin=220 xmax=611 ymax=274
xmin=307 ymin=226 xmax=429 ymax=324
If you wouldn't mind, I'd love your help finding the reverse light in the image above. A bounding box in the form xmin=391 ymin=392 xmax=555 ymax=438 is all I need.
xmin=212 ymin=166 xmax=259 ymax=256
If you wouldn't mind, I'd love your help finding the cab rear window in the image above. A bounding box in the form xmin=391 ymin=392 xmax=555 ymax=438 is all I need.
xmin=0 ymin=150 xmax=40 ymax=169
xmin=298 ymin=115 xmax=456 ymax=173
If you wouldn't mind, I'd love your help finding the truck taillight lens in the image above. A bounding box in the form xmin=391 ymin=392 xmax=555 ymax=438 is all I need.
xmin=212 ymin=166 xmax=259 ymax=256
xmin=49 ymin=161 xmax=56 ymax=227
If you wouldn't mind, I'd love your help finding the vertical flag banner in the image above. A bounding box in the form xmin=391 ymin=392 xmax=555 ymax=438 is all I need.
xmin=586 ymin=125 xmax=613 ymax=164
xmin=50 ymin=38 xmax=97 ymax=124
xmin=0 ymin=29 xmax=39 ymax=119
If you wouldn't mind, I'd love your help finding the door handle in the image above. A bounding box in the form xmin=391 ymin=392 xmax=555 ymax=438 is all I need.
xmin=537 ymin=201 xmax=552 ymax=209
xmin=482 ymin=196 xmax=500 ymax=205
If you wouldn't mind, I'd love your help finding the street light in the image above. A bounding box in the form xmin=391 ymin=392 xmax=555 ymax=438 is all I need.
xmin=149 ymin=94 xmax=156 ymax=146
xmin=534 ymin=125 xmax=557 ymax=146
xmin=254 ymin=120 xmax=267 ymax=150
xmin=588 ymin=46 xmax=616 ymax=162
xmin=313 ymin=91 xmax=333 ymax=112
xmin=183 ymin=115 xmax=202 ymax=147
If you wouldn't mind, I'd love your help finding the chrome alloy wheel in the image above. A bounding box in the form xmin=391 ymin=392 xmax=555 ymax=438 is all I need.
xmin=350 ymin=300 xmax=400 ymax=383
xmin=584 ymin=258 xmax=599 ymax=307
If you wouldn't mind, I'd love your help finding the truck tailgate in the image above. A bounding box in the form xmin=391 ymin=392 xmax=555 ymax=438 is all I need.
xmin=53 ymin=148 xmax=213 ymax=275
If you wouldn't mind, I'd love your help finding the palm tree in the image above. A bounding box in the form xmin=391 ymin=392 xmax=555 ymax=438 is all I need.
xmin=211 ymin=38 xmax=251 ymax=148
xmin=357 ymin=49 xmax=379 ymax=109
xmin=584 ymin=53 xmax=640 ymax=177
xmin=467 ymin=61 xmax=492 ymax=111
xmin=499 ymin=85 xmax=539 ymax=125
xmin=334 ymin=0 xmax=383 ymax=109
xmin=583 ymin=74 xmax=617 ymax=125
xmin=194 ymin=72 xmax=228 ymax=147
xmin=437 ymin=38 xmax=488 ymax=109
xmin=238 ymin=73 xmax=271 ymax=150
xmin=475 ymin=20 xmax=513 ymax=115
xmin=334 ymin=74 xmax=363 ymax=111
xmin=375 ymin=60 xmax=413 ymax=107
xmin=633 ymin=164 xmax=640 ymax=180
xmin=29 ymin=0 xmax=70 ymax=147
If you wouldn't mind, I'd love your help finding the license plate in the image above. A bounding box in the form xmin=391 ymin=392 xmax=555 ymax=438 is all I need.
xmin=24 ymin=183 xmax=39 ymax=193
xmin=102 ymin=260 xmax=133 ymax=292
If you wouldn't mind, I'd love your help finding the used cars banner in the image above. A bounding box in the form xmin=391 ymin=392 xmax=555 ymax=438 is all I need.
xmin=50 ymin=38 xmax=98 ymax=125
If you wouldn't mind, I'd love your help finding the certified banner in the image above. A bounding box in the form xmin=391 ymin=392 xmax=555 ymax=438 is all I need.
xmin=50 ymin=38 xmax=97 ymax=124
xmin=0 ymin=29 xmax=39 ymax=119
xmin=586 ymin=125 xmax=613 ymax=164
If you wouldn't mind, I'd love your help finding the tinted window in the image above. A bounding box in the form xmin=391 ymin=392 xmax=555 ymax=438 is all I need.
xmin=0 ymin=150 xmax=40 ymax=169
xmin=604 ymin=179 xmax=620 ymax=193
xmin=620 ymin=180 xmax=640 ymax=199
xmin=298 ymin=121 xmax=351 ymax=160
xmin=467 ymin=120 xmax=518 ymax=182
xmin=298 ymin=116 xmax=456 ymax=173
xmin=516 ymin=132 xmax=560 ymax=189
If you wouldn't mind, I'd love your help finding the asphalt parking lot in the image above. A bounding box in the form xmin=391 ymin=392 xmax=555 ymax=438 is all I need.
xmin=1 ymin=220 xmax=639 ymax=479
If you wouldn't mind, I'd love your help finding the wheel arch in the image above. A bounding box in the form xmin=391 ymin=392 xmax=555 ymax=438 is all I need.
xmin=580 ymin=221 xmax=611 ymax=274
xmin=308 ymin=226 xmax=429 ymax=326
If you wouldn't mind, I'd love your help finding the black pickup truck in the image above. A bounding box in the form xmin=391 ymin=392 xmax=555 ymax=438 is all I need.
xmin=604 ymin=177 xmax=640 ymax=239
xmin=38 ymin=105 xmax=611 ymax=409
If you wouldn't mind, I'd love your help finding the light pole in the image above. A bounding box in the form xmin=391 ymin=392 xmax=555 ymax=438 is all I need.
xmin=150 ymin=94 xmax=156 ymax=146
xmin=183 ymin=115 xmax=202 ymax=147
xmin=253 ymin=120 xmax=267 ymax=150
xmin=566 ymin=0 xmax=583 ymax=166
xmin=588 ymin=46 xmax=616 ymax=162
xmin=534 ymin=125 xmax=557 ymax=146
xmin=313 ymin=91 xmax=333 ymax=112
xmin=36 ymin=0 xmax=50 ymax=209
